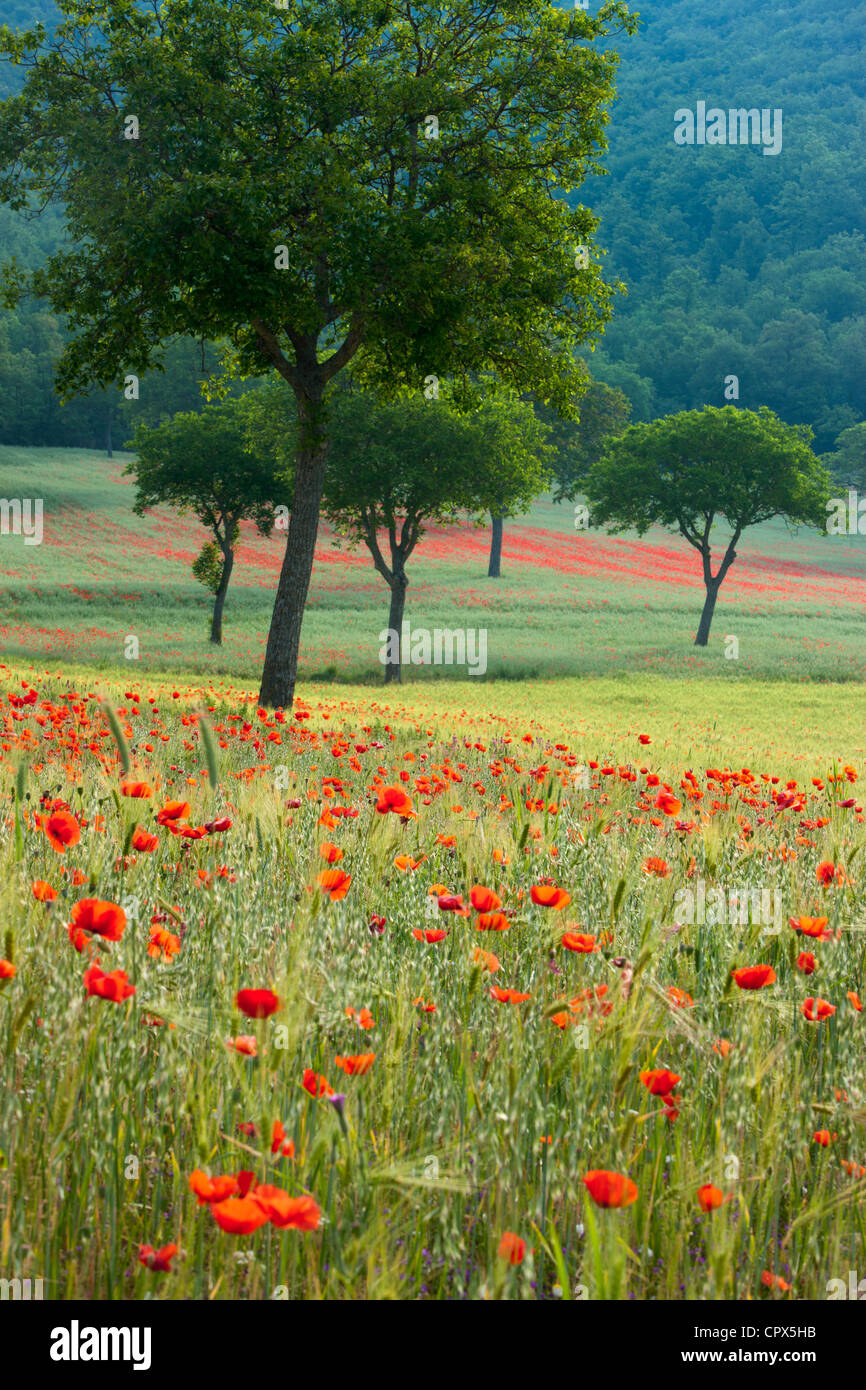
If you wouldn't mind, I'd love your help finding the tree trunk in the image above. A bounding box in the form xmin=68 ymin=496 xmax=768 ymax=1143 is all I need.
xmin=694 ymin=579 xmax=719 ymax=646
xmin=488 ymin=511 xmax=503 ymax=578
xmin=210 ymin=547 xmax=234 ymax=645
xmin=385 ymin=570 xmax=408 ymax=684
xmin=258 ymin=411 xmax=329 ymax=708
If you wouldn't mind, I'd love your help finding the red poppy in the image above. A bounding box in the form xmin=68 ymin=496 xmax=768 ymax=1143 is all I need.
xmin=156 ymin=800 xmax=191 ymax=826
xmin=731 ymin=964 xmax=776 ymax=990
xmin=530 ymin=884 xmax=571 ymax=910
xmin=639 ymin=1068 xmax=681 ymax=1096
xmin=71 ymin=898 xmax=127 ymax=943
xmin=796 ymin=952 xmax=817 ymax=975
xmin=235 ymin=988 xmax=280 ymax=1018
xmin=801 ymin=997 xmax=835 ymax=1021
xmin=84 ymin=963 xmax=135 ymax=1002
xmin=812 ymin=1130 xmax=836 ymax=1147
xmin=210 ymin=1196 xmax=270 ymax=1234
xmin=696 ymin=1184 xmax=727 ymax=1212
xmin=251 ymin=1186 xmax=321 ymax=1230
xmin=44 ymin=810 xmax=81 ymax=853
xmin=561 ymin=931 xmax=596 ymax=953
xmin=497 ymin=1231 xmax=526 ymax=1265
xmin=32 ymin=880 xmax=58 ymax=901
xmin=789 ymin=916 xmax=831 ymax=940
xmin=132 ymin=827 xmax=159 ymax=852
xmin=470 ymin=885 xmax=502 ymax=913
xmin=583 ymin=1170 xmax=638 ymax=1208
xmin=375 ymin=786 xmax=416 ymax=818
xmin=0 ymin=959 xmax=15 ymax=980
xmin=654 ymin=790 xmax=682 ymax=817
xmin=302 ymin=1068 xmax=334 ymax=1098
xmin=319 ymin=841 xmax=343 ymax=863
xmin=475 ymin=912 xmax=510 ymax=932
xmin=412 ymin=928 xmax=448 ymax=943
xmin=316 ymin=869 xmax=352 ymax=901
xmin=138 ymin=1243 xmax=178 ymax=1272
xmin=334 ymin=1052 xmax=376 ymax=1076
xmin=121 ymin=781 xmax=153 ymax=798
xmin=189 ymin=1170 xmax=238 ymax=1204
xmin=489 ymin=986 xmax=532 ymax=1004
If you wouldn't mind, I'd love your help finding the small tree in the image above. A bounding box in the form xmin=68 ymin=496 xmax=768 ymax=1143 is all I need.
xmin=584 ymin=405 xmax=833 ymax=646
xmin=125 ymin=400 xmax=287 ymax=644
xmin=541 ymin=377 xmax=632 ymax=503
xmin=822 ymin=422 xmax=866 ymax=492
xmin=245 ymin=378 xmax=551 ymax=680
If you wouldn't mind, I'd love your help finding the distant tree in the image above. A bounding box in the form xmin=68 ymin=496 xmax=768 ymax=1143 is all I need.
xmin=821 ymin=422 xmax=866 ymax=492
xmin=124 ymin=400 xmax=287 ymax=644
xmin=584 ymin=405 xmax=832 ymax=647
xmin=471 ymin=391 xmax=552 ymax=578
xmin=541 ymin=378 xmax=631 ymax=503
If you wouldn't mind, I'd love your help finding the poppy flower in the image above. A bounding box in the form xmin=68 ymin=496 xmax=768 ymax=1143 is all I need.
xmin=84 ymin=963 xmax=135 ymax=1002
xmin=412 ymin=928 xmax=448 ymax=943
xmin=71 ymin=898 xmax=127 ymax=943
xmin=210 ymin=1196 xmax=270 ymax=1235
xmin=847 ymin=991 xmax=863 ymax=1012
xmin=789 ymin=916 xmax=831 ymax=940
xmin=189 ymin=1170 xmax=238 ymax=1204
xmin=319 ymin=841 xmax=343 ymax=863
xmin=302 ymin=1068 xmax=334 ymax=1098
xmin=666 ymin=986 xmax=694 ymax=1008
xmin=394 ymin=854 xmax=425 ymax=871
xmin=761 ymin=1271 xmax=792 ymax=1293
xmin=437 ymin=894 xmax=470 ymax=916
xmin=489 ymin=986 xmax=531 ymax=1004
xmin=131 ymin=827 xmax=159 ymax=852
xmin=561 ymin=931 xmax=596 ymax=953
xmin=32 ymin=880 xmax=58 ymax=901
xmin=235 ymin=988 xmax=280 ymax=1018
xmin=712 ymin=1039 xmax=733 ymax=1058
xmin=497 ymin=1232 xmax=526 ymax=1265
xmin=812 ymin=1130 xmax=836 ymax=1147
xmin=642 ymin=857 xmax=670 ymax=878
xmin=475 ymin=912 xmax=509 ymax=932
xmin=0 ymin=959 xmax=15 ymax=980
xmin=271 ymin=1121 xmax=296 ymax=1158
xmin=654 ymin=790 xmax=682 ymax=817
xmin=345 ymin=1006 xmax=375 ymax=1029
xmin=226 ymin=1035 xmax=257 ymax=1056
xmin=816 ymin=861 xmax=837 ymax=886
xmin=583 ymin=1170 xmax=638 ymax=1208
xmin=121 ymin=781 xmax=153 ymax=798
xmin=796 ymin=952 xmax=817 ymax=975
xmin=334 ymin=1052 xmax=376 ymax=1076
xmin=639 ymin=1068 xmax=681 ymax=1096
xmin=138 ymin=1243 xmax=178 ymax=1272
xmin=251 ymin=1186 xmax=321 ymax=1230
xmin=473 ymin=948 xmax=500 ymax=973
xmin=697 ymin=1184 xmax=727 ymax=1212
xmin=530 ymin=884 xmax=571 ymax=910
xmin=44 ymin=810 xmax=81 ymax=853
xmin=316 ymin=869 xmax=352 ymax=901
xmin=375 ymin=786 xmax=416 ymax=818
xmin=470 ymin=885 xmax=502 ymax=913
xmin=731 ymin=964 xmax=776 ymax=990
xmin=156 ymin=800 xmax=191 ymax=826
xmin=801 ymin=997 xmax=835 ymax=1021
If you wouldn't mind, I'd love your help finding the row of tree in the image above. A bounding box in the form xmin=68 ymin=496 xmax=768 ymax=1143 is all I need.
xmin=126 ymin=383 xmax=833 ymax=680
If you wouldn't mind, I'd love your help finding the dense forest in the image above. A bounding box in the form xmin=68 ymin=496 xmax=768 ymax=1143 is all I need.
xmin=0 ymin=0 xmax=864 ymax=461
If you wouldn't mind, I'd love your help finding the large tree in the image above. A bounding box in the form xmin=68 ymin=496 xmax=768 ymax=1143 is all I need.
xmin=583 ymin=405 xmax=833 ymax=647
xmin=125 ymin=400 xmax=288 ymax=644
xmin=0 ymin=0 xmax=637 ymax=706
xmin=541 ymin=376 xmax=632 ymax=503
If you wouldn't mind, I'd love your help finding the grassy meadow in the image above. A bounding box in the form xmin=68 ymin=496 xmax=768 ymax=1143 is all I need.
xmin=1 ymin=445 xmax=865 ymax=1303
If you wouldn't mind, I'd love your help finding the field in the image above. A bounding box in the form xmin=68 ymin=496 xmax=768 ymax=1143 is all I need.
xmin=2 ymin=446 xmax=866 ymax=1304
xmin=1 ymin=663 xmax=865 ymax=1301
xmin=2 ymin=445 xmax=865 ymax=683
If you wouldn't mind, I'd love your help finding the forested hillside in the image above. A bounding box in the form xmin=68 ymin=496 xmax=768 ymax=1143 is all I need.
xmin=0 ymin=0 xmax=863 ymax=455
